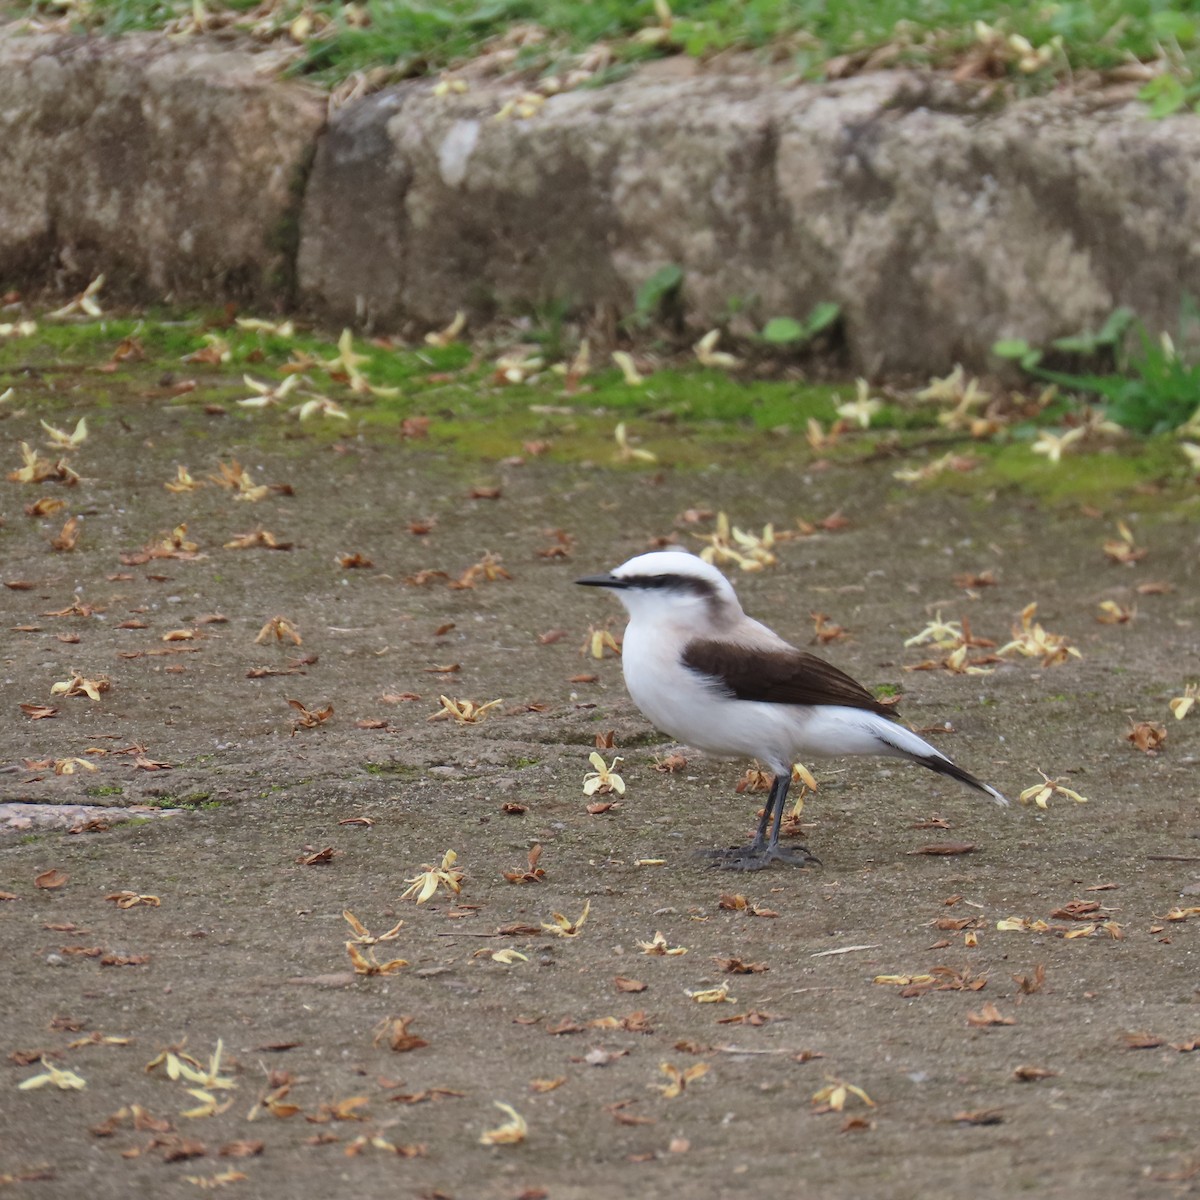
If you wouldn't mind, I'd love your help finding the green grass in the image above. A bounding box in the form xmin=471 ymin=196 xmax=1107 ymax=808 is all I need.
xmin=11 ymin=0 xmax=1200 ymax=98
xmin=362 ymin=762 xmax=421 ymax=776
xmin=140 ymin=792 xmax=217 ymax=809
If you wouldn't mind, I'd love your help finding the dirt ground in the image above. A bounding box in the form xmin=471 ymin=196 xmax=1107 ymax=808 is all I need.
xmin=2 ymin=377 xmax=1199 ymax=1200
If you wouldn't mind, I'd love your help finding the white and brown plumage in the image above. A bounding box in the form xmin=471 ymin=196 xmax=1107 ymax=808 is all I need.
xmin=577 ymin=550 xmax=1007 ymax=870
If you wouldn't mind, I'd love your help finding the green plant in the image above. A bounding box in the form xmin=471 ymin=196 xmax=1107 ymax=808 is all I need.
xmin=994 ymin=307 xmax=1200 ymax=434
xmin=1139 ymin=73 xmax=1200 ymax=117
xmin=524 ymin=297 xmax=573 ymax=362
xmin=631 ymin=264 xmax=684 ymax=328
xmin=1137 ymin=9 xmax=1200 ymax=116
xmin=993 ymin=307 xmax=1134 ymax=371
xmin=1041 ymin=331 xmax=1200 ymax=434
xmin=760 ymin=302 xmax=841 ymax=347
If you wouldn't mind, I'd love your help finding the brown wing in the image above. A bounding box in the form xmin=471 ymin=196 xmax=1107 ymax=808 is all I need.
xmin=682 ymin=639 xmax=897 ymax=717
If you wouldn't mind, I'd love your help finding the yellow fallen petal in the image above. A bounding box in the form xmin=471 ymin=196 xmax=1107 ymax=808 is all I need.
xmin=479 ymin=1101 xmax=527 ymax=1145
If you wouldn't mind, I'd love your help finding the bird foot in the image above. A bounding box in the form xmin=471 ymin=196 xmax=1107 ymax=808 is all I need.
xmin=699 ymin=844 xmax=821 ymax=872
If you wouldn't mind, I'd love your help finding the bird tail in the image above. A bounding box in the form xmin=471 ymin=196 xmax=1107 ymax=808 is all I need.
xmin=873 ymin=719 xmax=1009 ymax=806
xmin=910 ymin=747 xmax=1009 ymax=806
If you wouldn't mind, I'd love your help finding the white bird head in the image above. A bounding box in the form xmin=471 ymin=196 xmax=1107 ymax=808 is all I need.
xmin=576 ymin=550 xmax=741 ymax=629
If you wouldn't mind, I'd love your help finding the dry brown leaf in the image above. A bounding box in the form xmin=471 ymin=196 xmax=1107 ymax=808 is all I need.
xmin=810 ymin=612 xmax=847 ymax=644
xmin=451 ymin=551 xmax=511 ymax=590
xmin=604 ymin=1099 xmax=656 ymax=1126
xmin=1126 ymin=720 xmax=1166 ymax=754
xmin=1123 ymin=1031 xmax=1165 ymax=1049
xmin=931 ymin=917 xmax=980 ymax=932
xmin=1050 ymin=899 xmax=1107 ymax=921
xmin=652 ymin=1061 xmax=710 ymax=1099
xmin=714 ymin=957 xmax=769 ymax=974
xmin=715 ymin=1009 xmax=776 ymax=1026
xmin=840 ymin=1116 xmax=874 ymax=1134
xmin=105 ymin=891 xmax=161 ymax=909
xmin=734 ymin=767 xmax=773 ymax=795
xmin=966 ymin=1002 xmax=1014 ymax=1027
xmin=372 ymin=1016 xmax=427 ymax=1053
xmin=953 ymin=1108 xmax=1005 ymax=1125
xmin=288 ymin=698 xmax=333 ymax=733
xmin=134 ymin=756 xmax=174 ymax=771
xmin=225 ymin=529 xmax=292 ymax=551
xmin=46 ymin=517 xmax=80 ymax=556
xmin=255 ymin=616 xmax=302 ymax=645
xmin=297 ymin=846 xmax=338 ymax=866
xmin=307 ymin=1096 xmax=371 ymax=1124
xmin=1103 ymin=520 xmax=1146 ymax=565
xmin=25 ymin=496 xmax=67 ymax=517
xmin=1096 ymin=599 xmax=1135 ymax=624
xmin=652 ymin=753 xmax=688 ymax=773
xmin=503 ymin=844 xmax=546 ymax=884
xmin=1013 ymin=1065 xmax=1059 ymax=1081
xmin=953 ymin=569 xmax=997 ymax=589
xmin=254 ymin=1085 xmax=303 ymax=1120
xmin=385 ymin=1086 xmax=464 ymax=1105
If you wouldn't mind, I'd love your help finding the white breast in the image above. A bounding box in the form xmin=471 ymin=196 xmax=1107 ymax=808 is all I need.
xmin=620 ymin=620 xmax=800 ymax=771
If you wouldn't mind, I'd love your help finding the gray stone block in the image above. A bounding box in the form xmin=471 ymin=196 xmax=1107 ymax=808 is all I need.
xmin=0 ymin=32 xmax=326 ymax=304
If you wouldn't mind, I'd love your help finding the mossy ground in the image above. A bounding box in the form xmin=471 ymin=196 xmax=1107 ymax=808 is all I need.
xmin=2 ymin=310 xmax=1195 ymax=501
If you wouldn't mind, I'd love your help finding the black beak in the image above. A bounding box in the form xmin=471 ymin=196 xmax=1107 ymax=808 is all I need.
xmin=575 ymin=573 xmax=626 ymax=589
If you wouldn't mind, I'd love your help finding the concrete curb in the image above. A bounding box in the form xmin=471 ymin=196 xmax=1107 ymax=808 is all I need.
xmin=4 ymin=31 xmax=1199 ymax=373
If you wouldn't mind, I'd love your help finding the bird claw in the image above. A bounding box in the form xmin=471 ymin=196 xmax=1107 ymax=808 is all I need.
xmin=701 ymin=844 xmax=821 ymax=871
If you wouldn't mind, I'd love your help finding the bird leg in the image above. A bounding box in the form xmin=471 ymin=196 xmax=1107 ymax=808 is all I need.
xmin=704 ymin=773 xmax=820 ymax=871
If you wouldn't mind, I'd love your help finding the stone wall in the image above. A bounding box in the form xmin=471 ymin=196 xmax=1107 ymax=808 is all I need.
xmin=4 ymin=31 xmax=1200 ymax=374
xmin=0 ymin=34 xmax=325 ymax=304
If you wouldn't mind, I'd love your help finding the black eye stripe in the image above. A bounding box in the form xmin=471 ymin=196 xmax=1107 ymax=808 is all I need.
xmin=623 ymin=574 xmax=714 ymax=598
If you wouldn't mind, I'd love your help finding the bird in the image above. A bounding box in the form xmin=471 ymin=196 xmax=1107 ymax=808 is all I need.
xmin=576 ymin=550 xmax=1007 ymax=870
